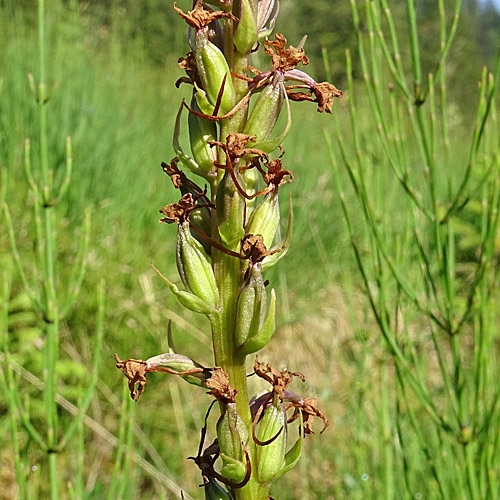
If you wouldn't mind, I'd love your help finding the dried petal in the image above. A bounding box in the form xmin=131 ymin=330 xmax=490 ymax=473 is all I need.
xmin=115 ymin=354 xmax=148 ymax=401
xmin=159 ymin=193 xmax=197 ymax=224
xmin=177 ymin=52 xmax=200 ymax=87
xmin=253 ymin=357 xmax=305 ymax=398
xmin=241 ymin=234 xmax=269 ymax=264
xmin=162 ymin=158 xmax=183 ymax=189
xmin=206 ymin=367 xmax=237 ymax=403
xmin=287 ymin=397 xmax=329 ymax=434
xmin=174 ymin=0 xmax=237 ymax=32
xmin=313 ymin=81 xmax=343 ymax=114
xmin=265 ymin=33 xmax=309 ymax=72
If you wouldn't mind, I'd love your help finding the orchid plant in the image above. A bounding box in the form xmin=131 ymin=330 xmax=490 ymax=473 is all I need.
xmin=115 ymin=1 xmax=342 ymax=499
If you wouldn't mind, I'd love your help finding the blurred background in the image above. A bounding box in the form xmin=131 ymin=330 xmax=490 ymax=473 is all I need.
xmin=1 ymin=0 xmax=499 ymax=499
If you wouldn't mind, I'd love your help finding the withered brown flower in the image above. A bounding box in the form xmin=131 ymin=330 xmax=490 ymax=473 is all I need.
xmin=206 ymin=366 xmax=237 ymax=404
xmin=265 ymin=33 xmax=309 ymax=73
xmin=173 ymin=0 xmax=237 ymax=32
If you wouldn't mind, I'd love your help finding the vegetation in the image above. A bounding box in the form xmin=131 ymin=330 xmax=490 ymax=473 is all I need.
xmin=1 ymin=0 xmax=499 ymax=499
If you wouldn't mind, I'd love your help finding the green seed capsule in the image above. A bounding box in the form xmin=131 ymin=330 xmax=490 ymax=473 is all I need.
xmin=189 ymin=205 xmax=212 ymax=254
xmin=245 ymin=189 xmax=279 ymax=249
xmin=195 ymin=32 xmax=236 ymax=114
xmin=188 ymin=98 xmax=218 ymax=173
xmin=236 ymin=288 xmax=276 ymax=356
xmin=233 ymin=0 xmax=258 ymax=54
xmin=256 ymin=400 xmax=287 ymax=483
xmin=216 ymin=169 xmax=246 ymax=250
xmin=243 ymin=167 xmax=259 ymax=209
xmin=235 ymin=263 xmax=267 ymax=346
xmin=244 ymin=73 xmax=284 ymax=144
xmin=177 ymin=222 xmax=219 ymax=308
xmin=217 ymin=403 xmax=249 ymax=482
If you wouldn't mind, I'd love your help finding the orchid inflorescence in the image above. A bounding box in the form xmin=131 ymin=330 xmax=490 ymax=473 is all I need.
xmin=116 ymin=1 xmax=341 ymax=498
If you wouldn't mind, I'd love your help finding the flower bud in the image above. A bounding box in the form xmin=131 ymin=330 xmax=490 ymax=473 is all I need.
xmin=217 ymin=403 xmax=249 ymax=482
xmin=244 ymin=73 xmax=285 ymax=145
xmin=233 ymin=0 xmax=258 ymax=54
xmin=235 ymin=263 xmax=267 ymax=346
xmin=256 ymin=399 xmax=287 ymax=483
xmin=245 ymin=189 xmax=279 ymax=249
xmin=195 ymin=32 xmax=236 ymax=114
xmin=188 ymin=98 xmax=218 ymax=173
xmin=177 ymin=222 xmax=219 ymax=308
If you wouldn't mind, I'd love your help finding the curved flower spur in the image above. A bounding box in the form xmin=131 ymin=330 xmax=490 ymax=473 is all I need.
xmin=116 ymin=1 xmax=342 ymax=498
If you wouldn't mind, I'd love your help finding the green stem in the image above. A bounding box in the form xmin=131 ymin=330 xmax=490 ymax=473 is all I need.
xmin=37 ymin=1 xmax=60 ymax=497
xmin=210 ymin=10 xmax=265 ymax=497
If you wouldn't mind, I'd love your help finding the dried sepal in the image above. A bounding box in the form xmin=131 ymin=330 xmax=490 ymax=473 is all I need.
xmin=261 ymin=158 xmax=292 ymax=192
xmin=174 ymin=0 xmax=237 ymax=32
xmin=240 ymin=234 xmax=269 ymax=264
xmin=206 ymin=367 xmax=237 ymax=404
xmin=313 ymin=81 xmax=343 ymax=113
xmin=115 ymin=354 xmax=148 ymax=401
xmin=177 ymin=52 xmax=200 ymax=88
xmin=162 ymin=158 xmax=183 ymax=189
xmin=253 ymin=356 xmax=305 ymax=398
xmin=286 ymin=81 xmax=343 ymax=114
xmin=264 ymin=33 xmax=309 ymax=72
xmin=159 ymin=193 xmax=198 ymax=224
xmin=286 ymin=395 xmax=329 ymax=435
xmin=248 ymin=43 xmax=342 ymax=114
xmin=209 ymin=133 xmax=266 ymax=162
xmin=162 ymin=158 xmax=210 ymax=196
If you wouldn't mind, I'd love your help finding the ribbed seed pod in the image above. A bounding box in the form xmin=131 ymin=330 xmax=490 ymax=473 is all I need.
xmin=188 ymin=98 xmax=218 ymax=173
xmin=245 ymin=189 xmax=279 ymax=249
xmin=188 ymin=205 xmax=212 ymax=254
xmin=216 ymin=169 xmax=246 ymax=250
xmin=176 ymin=222 xmax=219 ymax=308
xmin=256 ymin=399 xmax=287 ymax=483
xmin=195 ymin=32 xmax=236 ymax=114
xmin=217 ymin=403 xmax=249 ymax=482
xmin=244 ymin=72 xmax=284 ymax=144
xmin=235 ymin=263 xmax=267 ymax=346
